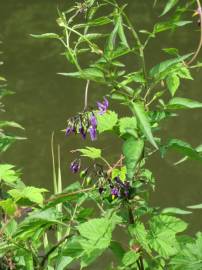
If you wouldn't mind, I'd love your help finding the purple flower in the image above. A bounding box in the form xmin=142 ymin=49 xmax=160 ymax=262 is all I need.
xmin=97 ymin=97 xmax=109 ymax=115
xmin=90 ymin=114 xmax=97 ymax=128
xmin=89 ymin=126 xmax=97 ymax=141
xmin=70 ymin=160 xmax=80 ymax=173
xmin=79 ymin=126 xmax=86 ymax=139
xmin=111 ymin=187 xmax=120 ymax=197
xmin=66 ymin=126 xmax=73 ymax=136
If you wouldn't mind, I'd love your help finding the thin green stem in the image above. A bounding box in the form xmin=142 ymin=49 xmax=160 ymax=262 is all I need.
xmin=51 ymin=132 xmax=57 ymax=194
xmin=100 ymin=157 xmax=112 ymax=169
xmin=122 ymin=12 xmax=147 ymax=87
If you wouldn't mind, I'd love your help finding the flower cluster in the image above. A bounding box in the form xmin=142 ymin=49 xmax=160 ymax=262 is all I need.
xmin=65 ymin=97 xmax=109 ymax=141
xmin=65 ymin=111 xmax=97 ymax=141
xmin=70 ymin=159 xmax=81 ymax=173
xmin=109 ymin=177 xmax=132 ymax=200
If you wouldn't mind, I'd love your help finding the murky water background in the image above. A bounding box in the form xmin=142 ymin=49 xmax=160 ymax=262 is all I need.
xmin=1 ymin=1 xmax=202 ymax=268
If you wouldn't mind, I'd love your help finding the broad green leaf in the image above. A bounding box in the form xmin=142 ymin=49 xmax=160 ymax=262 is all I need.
xmin=123 ymin=137 xmax=144 ymax=180
xmin=161 ymin=139 xmax=202 ymax=161
xmin=119 ymin=117 xmax=138 ymax=138
xmin=77 ymin=214 xmax=120 ymax=267
xmin=130 ymin=222 xmax=151 ymax=254
xmin=161 ymin=0 xmax=179 ymax=16
xmin=4 ymin=219 xmax=17 ymax=237
xmin=150 ymin=53 xmax=193 ymax=79
xmin=0 ymin=164 xmax=20 ymax=183
xmin=112 ymin=166 xmax=127 ymax=181
xmin=30 ymin=33 xmax=60 ymax=39
xmin=77 ymin=147 xmax=101 ymax=159
xmin=148 ymin=215 xmax=188 ymax=258
xmin=8 ymin=186 xmax=48 ymax=205
xmin=166 ymin=73 xmax=180 ymax=96
xmin=56 ymin=256 xmax=73 ymax=270
xmin=59 ymin=68 xmax=105 ymax=83
xmin=130 ymin=101 xmax=158 ymax=149
xmin=0 ymin=198 xmax=17 ymax=215
xmin=170 ymin=232 xmax=202 ymax=270
xmin=161 ymin=207 xmax=192 ymax=215
xmin=167 ymin=97 xmax=202 ymax=110
xmin=96 ymin=110 xmax=118 ymax=133
xmin=122 ymin=250 xmax=140 ymax=267
xmin=177 ymin=65 xmax=193 ymax=80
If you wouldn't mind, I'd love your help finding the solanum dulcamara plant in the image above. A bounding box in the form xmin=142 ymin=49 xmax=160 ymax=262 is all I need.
xmin=2 ymin=0 xmax=202 ymax=269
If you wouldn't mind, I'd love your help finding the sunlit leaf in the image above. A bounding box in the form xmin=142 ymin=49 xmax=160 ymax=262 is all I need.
xmin=77 ymin=147 xmax=102 ymax=159
xmin=161 ymin=0 xmax=179 ymax=16
xmin=166 ymin=73 xmax=180 ymax=96
xmin=96 ymin=110 xmax=118 ymax=133
xmin=167 ymin=97 xmax=202 ymax=110
xmin=130 ymin=101 xmax=158 ymax=149
xmin=123 ymin=136 xmax=144 ymax=180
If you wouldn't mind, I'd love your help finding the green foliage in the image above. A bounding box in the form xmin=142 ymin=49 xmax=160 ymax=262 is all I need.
xmin=170 ymin=233 xmax=202 ymax=270
xmin=96 ymin=110 xmax=118 ymax=133
xmin=77 ymin=147 xmax=102 ymax=159
xmin=1 ymin=1 xmax=202 ymax=269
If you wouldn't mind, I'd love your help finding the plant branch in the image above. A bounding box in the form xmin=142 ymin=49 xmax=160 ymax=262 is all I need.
xmin=188 ymin=0 xmax=202 ymax=65
xmin=84 ymin=80 xmax=90 ymax=111
xmin=40 ymin=234 xmax=72 ymax=268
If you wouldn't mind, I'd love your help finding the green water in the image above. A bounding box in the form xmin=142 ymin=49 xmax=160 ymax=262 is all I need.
xmin=1 ymin=1 xmax=202 ymax=267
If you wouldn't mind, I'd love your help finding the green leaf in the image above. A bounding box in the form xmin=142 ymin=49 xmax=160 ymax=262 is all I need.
xmin=161 ymin=207 xmax=192 ymax=215
xmin=167 ymin=97 xmax=202 ymax=110
xmin=0 ymin=198 xmax=17 ymax=215
xmin=59 ymin=68 xmax=105 ymax=83
xmin=56 ymin=256 xmax=73 ymax=270
xmin=4 ymin=219 xmax=17 ymax=237
xmin=170 ymin=232 xmax=202 ymax=270
xmin=112 ymin=166 xmax=127 ymax=181
xmin=8 ymin=186 xmax=48 ymax=205
xmin=148 ymin=215 xmax=188 ymax=258
xmin=130 ymin=101 xmax=158 ymax=149
xmin=77 ymin=147 xmax=102 ymax=159
xmin=166 ymin=73 xmax=180 ymax=96
xmin=119 ymin=117 xmax=138 ymax=138
xmin=0 ymin=121 xmax=24 ymax=129
xmin=0 ymin=164 xmax=20 ymax=183
xmin=150 ymin=53 xmax=193 ymax=79
xmin=77 ymin=214 xmax=120 ymax=267
xmin=161 ymin=139 xmax=202 ymax=161
xmin=96 ymin=110 xmax=118 ymax=133
xmin=123 ymin=137 xmax=144 ymax=180
xmin=177 ymin=66 xmax=193 ymax=80
xmin=117 ymin=15 xmax=129 ymax=48
xmin=86 ymin=16 xmax=112 ymax=26
xmin=30 ymin=33 xmax=60 ymax=39
xmin=187 ymin=204 xmax=202 ymax=209
xmin=122 ymin=250 xmax=139 ymax=267
xmin=161 ymin=0 xmax=179 ymax=16
xmin=130 ymin=222 xmax=151 ymax=254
